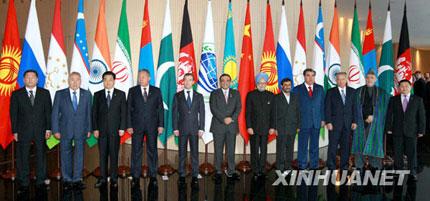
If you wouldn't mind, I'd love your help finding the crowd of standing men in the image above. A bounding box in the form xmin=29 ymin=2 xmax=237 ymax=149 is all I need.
xmin=10 ymin=67 xmax=426 ymax=194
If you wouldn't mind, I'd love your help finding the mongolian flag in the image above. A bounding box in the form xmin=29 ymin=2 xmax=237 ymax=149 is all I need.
xmin=362 ymin=1 xmax=378 ymax=78
xmin=394 ymin=2 xmax=412 ymax=94
xmin=138 ymin=0 xmax=155 ymax=86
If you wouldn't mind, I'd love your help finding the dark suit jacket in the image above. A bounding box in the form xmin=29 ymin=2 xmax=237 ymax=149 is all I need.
xmin=209 ymin=88 xmax=241 ymax=134
xmin=92 ymin=88 xmax=127 ymax=136
xmin=273 ymin=92 xmax=300 ymax=136
xmin=293 ymin=83 xmax=325 ymax=129
xmin=127 ymin=85 xmax=164 ymax=133
xmin=385 ymin=95 xmax=426 ymax=137
xmin=325 ymin=87 xmax=356 ymax=131
xmin=245 ymin=90 xmax=274 ymax=136
xmin=172 ymin=90 xmax=205 ymax=135
xmin=413 ymin=78 xmax=427 ymax=101
xmin=51 ymin=88 xmax=92 ymax=140
xmin=10 ymin=87 xmax=52 ymax=142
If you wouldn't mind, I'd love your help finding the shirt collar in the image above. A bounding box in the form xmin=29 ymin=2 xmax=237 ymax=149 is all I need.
xmin=402 ymin=93 xmax=411 ymax=99
xmin=222 ymin=88 xmax=229 ymax=93
xmin=26 ymin=86 xmax=36 ymax=93
xmin=305 ymin=83 xmax=313 ymax=89
xmin=70 ymin=88 xmax=80 ymax=94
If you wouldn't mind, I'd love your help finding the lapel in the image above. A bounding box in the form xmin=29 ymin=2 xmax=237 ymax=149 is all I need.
xmin=77 ymin=88 xmax=85 ymax=112
xmin=404 ymin=95 xmax=414 ymax=114
xmin=280 ymin=92 xmax=290 ymax=105
xmin=21 ymin=88 xmax=33 ymax=107
xmin=66 ymin=89 xmax=75 ymax=112
xmin=103 ymin=88 xmax=117 ymax=109
xmin=138 ymin=86 xmax=147 ymax=102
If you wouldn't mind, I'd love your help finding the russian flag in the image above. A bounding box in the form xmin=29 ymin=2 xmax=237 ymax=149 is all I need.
xmin=17 ymin=0 xmax=46 ymax=87
xmin=276 ymin=0 xmax=293 ymax=88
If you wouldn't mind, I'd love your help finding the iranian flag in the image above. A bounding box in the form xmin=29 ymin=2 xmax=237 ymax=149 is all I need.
xmin=292 ymin=0 xmax=307 ymax=86
xmin=378 ymin=2 xmax=394 ymax=96
xmin=325 ymin=1 xmax=341 ymax=90
xmin=347 ymin=2 xmax=365 ymax=89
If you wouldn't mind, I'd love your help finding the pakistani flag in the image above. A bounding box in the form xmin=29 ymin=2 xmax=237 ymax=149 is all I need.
xmin=113 ymin=0 xmax=133 ymax=96
xmin=378 ymin=3 xmax=394 ymax=95
xmin=347 ymin=3 xmax=365 ymax=89
xmin=222 ymin=1 xmax=237 ymax=89
xmin=156 ymin=0 xmax=176 ymax=145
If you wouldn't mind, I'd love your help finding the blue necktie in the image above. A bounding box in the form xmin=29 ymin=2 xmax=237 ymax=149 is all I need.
xmin=107 ymin=91 xmax=111 ymax=108
xmin=72 ymin=91 xmax=78 ymax=111
xmin=186 ymin=91 xmax=192 ymax=108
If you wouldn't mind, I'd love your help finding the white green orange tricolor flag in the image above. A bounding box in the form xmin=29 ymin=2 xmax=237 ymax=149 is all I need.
xmin=325 ymin=0 xmax=341 ymax=90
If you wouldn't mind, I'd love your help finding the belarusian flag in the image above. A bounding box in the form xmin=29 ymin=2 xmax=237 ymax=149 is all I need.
xmin=138 ymin=0 xmax=155 ymax=86
xmin=292 ymin=0 xmax=307 ymax=86
xmin=177 ymin=0 xmax=197 ymax=92
xmin=347 ymin=2 xmax=365 ymax=89
xmin=0 ymin=0 xmax=20 ymax=149
xmin=238 ymin=0 xmax=255 ymax=145
xmin=312 ymin=0 xmax=325 ymax=88
xmin=113 ymin=0 xmax=133 ymax=97
xmin=45 ymin=0 xmax=68 ymax=101
xmin=89 ymin=0 xmax=111 ymax=94
xmin=378 ymin=2 xmax=394 ymax=96
xmin=325 ymin=0 xmax=341 ymax=90
xmin=394 ymin=2 xmax=412 ymax=94
xmin=197 ymin=0 xmax=217 ymax=142
xmin=156 ymin=0 xmax=177 ymax=145
xmin=222 ymin=0 xmax=238 ymax=89
xmin=276 ymin=0 xmax=293 ymax=87
xmin=362 ymin=1 xmax=378 ymax=77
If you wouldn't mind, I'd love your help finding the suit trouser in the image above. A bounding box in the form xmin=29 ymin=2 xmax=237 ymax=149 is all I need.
xmin=61 ymin=137 xmax=85 ymax=182
xmin=98 ymin=133 xmax=120 ymax=181
xmin=214 ymin=130 xmax=236 ymax=175
xmin=327 ymin=126 xmax=351 ymax=170
xmin=393 ymin=135 xmax=417 ymax=176
xmin=131 ymin=132 xmax=158 ymax=178
xmin=16 ymin=138 xmax=47 ymax=186
xmin=250 ymin=134 xmax=268 ymax=174
xmin=178 ymin=133 xmax=199 ymax=177
xmin=276 ymin=133 xmax=296 ymax=171
xmin=297 ymin=128 xmax=320 ymax=169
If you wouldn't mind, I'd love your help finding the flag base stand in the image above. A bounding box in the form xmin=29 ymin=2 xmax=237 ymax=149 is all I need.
xmin=236 ymin=141 xmax=251 ymax=174
xmin=1 ymin=142 xmax=16 ymax=181
xmin=199 ymin=144 xmax=214 ymax=176
xmin=92 ymin=167 xmax=101 ymax=178
xmin=157 ymin=141 xmax=175 ymax=176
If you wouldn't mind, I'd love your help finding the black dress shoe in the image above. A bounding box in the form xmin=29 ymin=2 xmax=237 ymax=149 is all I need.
xmin=227 ymin=173 xmax=240 ymax=182
xmin=131 ymin=177 xmax=140 ymax=188
xmin=94 ymin=179 xmax=107 ymax=188
xmin=408 ymin=175 xmax=418 ymax=183
xmin=73 ymin=181 xmax=86 ymax=190
xmin=62 ymin=182 xmax=74 ymax=191
xmin=110 ymin=180 xmax=118 ymax=188
xmin=150 ymin=177 xmax=158 ymax=186
xmin=36 ymin=183 xmax=50 ymax=191
xmin=178 ymin=176 xmax=186 ymax=185
xmin=213 ymin=173 xmax=222 ymax=184
xmin=191 ymin=177 xmax=199 ymax=190
xmin=17 ymin=186 xmax=29 ymax=194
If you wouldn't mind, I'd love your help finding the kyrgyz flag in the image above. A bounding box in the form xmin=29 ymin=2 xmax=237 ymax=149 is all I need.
xmin=238 ymin=0 xmax=256 ymax=145
xmin=177 ymin=0 xmax=197 ymax=92
xmin=347 ymin=2 xmax=365 ymax=89
xmin=312 ymin=0 xmax=325 ymax=88
xmin=292 ymin=0 xmax=307 ymax=86
xmin=222 ymin=1 xmax=237 ymax=89
xmin=394 ymin=2 xmax=412 ymax=94
xmin=260 ymin=0 xmax=279 ymax=95
xmin=0 ymin=0 xmax=20 ymax=149
xmin=276 ymin=0 xmax=293 ymax=88
xmin=378 ymin=2 xmax=394 ymax=96
xmin=362 ymin=1 xmax=378 ymax=78
xmin=138 ymin=0 xmax=155 ymax=86
xmin=325 ymin=1 xmax=341 ymax=90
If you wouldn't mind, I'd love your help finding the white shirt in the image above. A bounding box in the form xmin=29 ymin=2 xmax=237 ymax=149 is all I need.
xmin=184 ymin=89 xmax=193 ymax=102
xmin=26 ymin=87 xmax=37 ymax=97
xmin=141 ymin=86 xmax=149 ymax=96
xmin=282 ymin=91 xmax=290 ymax=104
xmin=338 ymin=87 xmax=346 ymax=96
xmin=105 ymin=88 xmax=113 ymax=98
xmin=70 ymin=88 xmax=80 ymax=104
xmin=305 ymin=83 xmax=313 ymax=92
xmin=222 ymin=88 xmax=229 ymax=98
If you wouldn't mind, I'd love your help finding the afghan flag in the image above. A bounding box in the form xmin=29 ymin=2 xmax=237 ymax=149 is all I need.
xmin=89 ymin=0 xmax=111 ymax=94
xmin=292 ymin=0 xmax=306 ymax=86
xmin=156 ymin=0 xmax=176 ymax=145
xmin=197 ymin=0 xmax=217 ymax=142
xmin=362 ymin=1 xmax=378 ymax=78
xmin=222 ymin=1 xmax=238 ymax=89
xmin=378 ymin=2 xmax=394 ymax=96
xmin=177 ymin=0 xmax=197 ymax=92
xmin=276 ymin=0 xmax=293 ymax=88
xmin=260 ymin=0 xmax=279 ymax=95
xmin=312 ymin=0 xmax=325 ymax=88
xmin=394 ymin=2 xmax=412 ymax=94
xmin=18 ymin=0 xmax=46 ymax=88
xmin=347 ymin=2 xmax=365 ymax=89
xmin=238 ymin=0 xmax=255 ymax=145
xmin=325 ymin=0 xmax=341 ymax=90
xmin=69 ymin=0 xmax=90 ymax=90
xmin=138 ymin=0 xmax=155 ymax=86
xmin=0 ymin=0 xmax=20 ymax=149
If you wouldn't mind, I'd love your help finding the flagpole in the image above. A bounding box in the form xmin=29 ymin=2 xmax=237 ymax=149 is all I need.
xmin=1 ymin=142 xmax=16 ymax=181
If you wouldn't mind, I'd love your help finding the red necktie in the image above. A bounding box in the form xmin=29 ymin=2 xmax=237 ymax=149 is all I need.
xmin=308 ymin=86 xmax=313 ymax=97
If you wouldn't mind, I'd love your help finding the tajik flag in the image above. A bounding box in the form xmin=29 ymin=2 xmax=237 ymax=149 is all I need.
xmin=197 ymin=0 xmax=217 ymax=142
xmin=138 ymin=0 xmax=155 ymax=85
xmin=113 ymin=0 xmax=133 ymax=96
xmin=276 ymin=0 xmax=293 ymax=87
xmin=238 ymin=1 xmax=255 ymax=144
xmin=378 ymin=3 xmax=394 ymax=96
xmin=0 ymin=0 xmax=20 ymax=149
xmin=394 ymin=2 xmax=412 ymax=94
xmin=260 ymin=0 xmax=279 ymax=95
xmin=292 ymin=0 xmax=307 ymax=86
xmin=156 ymin=0 xmax=177 ymax=145
xmin=70 ymin=0 xmax=90 ymax=90
xmin=312 ymin=1 xmax=325 ymax=88
xmin=325 ymin=1 xmax=341 ymax=90
xmin=362 ymin=2 xmax=378 ymax=77
xmin=177 ymin=0 xmax=197 ymax=92
xmin=222 ymin=1 xmax=237 ymax=89
xmin=347 ymin=3 xmax=365 ymax=89
xmin=45 ymin=0 xmax=68 ymax=101
xmin=17 ymin=0 xmax=46 ymax=88
xmin=89 ymin=0 xmax=111 ymax=94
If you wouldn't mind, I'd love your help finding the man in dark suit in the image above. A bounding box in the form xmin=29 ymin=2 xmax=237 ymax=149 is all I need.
xmin=10 ymin=70 xmax=52 ymax=192
xmin=51 ymin=72 xmax=92 ymax=190
xmin=127 ymin=69 xmax=164 ymax=188
xmin=273 ymin=78 xmax=300 ymax=172
xmin=172 ymin=73 xmax=205 ymax=187
xmin=325 ymin=72 xmax=357 ymax=170
xmin=210 ymin=74 xmax=241 ymax=183
xmin=92 ymin=71 xmax=127 ymax=188
xmin=294 ymin=69 xmax=325 ymax=170
xmin=386 ymin=79 xmax=426 ymax=182
xmin=245 ymin=72 xmax=275 ymax=180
